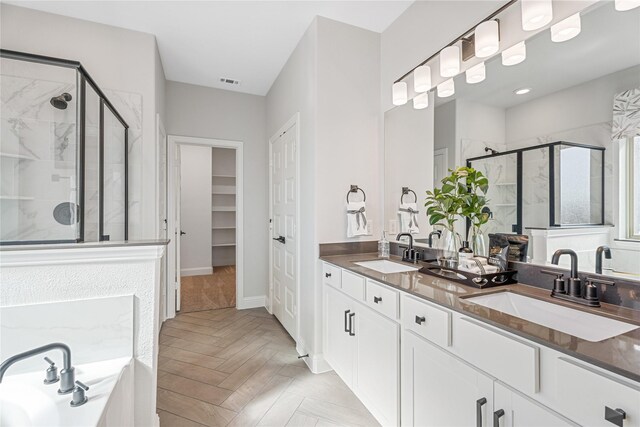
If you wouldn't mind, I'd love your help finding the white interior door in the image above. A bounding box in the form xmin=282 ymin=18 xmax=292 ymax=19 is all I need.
xmin=157 ymin=116 xmax=168 ymax=321
xmin=175 ymin=146 xmax=182 ymax=311
xmin=434 ymin=147 xmax=449 ymax=184
xmin=270 ymin=122 xmax=297 ymax=339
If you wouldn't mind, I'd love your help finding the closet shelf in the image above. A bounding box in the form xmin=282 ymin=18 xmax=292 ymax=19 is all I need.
xmin=212 ymin=226 xmax=236 ymax=230
xmin=212 ymin=206 xmax=236 ymax=212
xmin=212 ymin=174 xmax=236 ymax=179
xmin=212 ymin=243 xmax=236 ymax=247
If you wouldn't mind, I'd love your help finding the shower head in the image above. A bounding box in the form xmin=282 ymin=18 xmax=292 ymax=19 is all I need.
xmin=50 ymin=92 xmax=72 ymax=110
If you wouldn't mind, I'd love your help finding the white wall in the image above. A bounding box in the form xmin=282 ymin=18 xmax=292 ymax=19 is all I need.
xmin=165 ymin=81 xmax=268 ymax=299
xmin=179 ymin=144 xmax=212 ymax=275
xmin=0 ymin=4 xmax=165 ymax=240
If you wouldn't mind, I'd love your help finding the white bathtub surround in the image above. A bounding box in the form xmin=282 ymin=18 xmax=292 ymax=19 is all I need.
xmin=0 ymin=241 xmax=166 ymax=427
xmin=0 ymin=357 xmax=133 ymax=427
xmin=1 ymin=296 xmax=133 ymax=375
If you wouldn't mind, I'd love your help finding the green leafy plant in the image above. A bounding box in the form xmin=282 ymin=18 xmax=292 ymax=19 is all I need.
xmin=425 ymin=166 xmax=490 ymax=234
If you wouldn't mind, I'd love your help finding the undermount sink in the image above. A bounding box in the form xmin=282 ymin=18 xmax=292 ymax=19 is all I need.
xmin=466 ymin=292 xmax=639 ymax=342
xmin=355 ymin=260 xmax=419 ymax=274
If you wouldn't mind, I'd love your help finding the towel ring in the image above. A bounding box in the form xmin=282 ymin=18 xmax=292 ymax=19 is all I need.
xmin=346 ymin=185 xmax=366 ymax=203
xmin=401 ymin=187 xmax=417 ymax=204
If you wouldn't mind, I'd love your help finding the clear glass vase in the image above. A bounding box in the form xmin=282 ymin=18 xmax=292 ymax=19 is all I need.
xmin=471 ymin=227 xmax=487 ymax=257
xmin=439 ymin=227 xmax=461 ymax=268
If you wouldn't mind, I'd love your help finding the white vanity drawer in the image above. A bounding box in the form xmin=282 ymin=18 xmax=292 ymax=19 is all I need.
xmin=556 ymin=357 xmax=640 ymax=427
xmin=341 ymin=270 xmax=365 ymax=301
xmin=365 ymin=279 xmax=399 ymax=320
xmin=322 ymin=263 xmax=342 ymax=289
xmin=402 ymin=295 xmax=451 ymax=348
xmin=454 ymin=316 xmax=539 ymax=394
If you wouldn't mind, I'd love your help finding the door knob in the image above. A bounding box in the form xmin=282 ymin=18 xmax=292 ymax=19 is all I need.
xmin=273 ymin=236 xmax=286 ymax=244
xmin=180 ymin=230 xmax=186 ymax=236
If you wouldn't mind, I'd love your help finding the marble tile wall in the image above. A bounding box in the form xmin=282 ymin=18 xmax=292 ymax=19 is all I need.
xmin=0 ymin=57 xmax=142 ymax=243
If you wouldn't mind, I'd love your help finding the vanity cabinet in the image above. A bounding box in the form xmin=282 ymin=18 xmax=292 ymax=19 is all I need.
xmin=321 ymin=261 xmax=640 ymax=427
xmin=402 ymin=330 xmax=494 ymax=427
xmin=323 ymin=265 xmax=400 ymax=426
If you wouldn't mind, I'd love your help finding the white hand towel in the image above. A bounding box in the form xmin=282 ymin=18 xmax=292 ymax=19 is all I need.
xmin=347 ymin=201 xmax=369 ymax=238
xmin=398 ymin=202 xmax=420 ymax=234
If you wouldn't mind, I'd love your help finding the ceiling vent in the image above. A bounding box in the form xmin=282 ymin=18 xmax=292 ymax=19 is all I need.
xmin=220 ymin=77 xmax=241 ymax=85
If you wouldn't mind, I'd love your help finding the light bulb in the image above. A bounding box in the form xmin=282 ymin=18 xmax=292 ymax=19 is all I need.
xmin=551 ymin=13 xmax=581 ymax=42
xmin=466 ymin=62 xmax=486 ymax=84
xmin=475 ymin=21 xmax=500 ymax=58
xmin=521 ymin=0 xmax=553 ymax=31
xmin=615 ymin=0 xmax=640 ymax=11
xmin=440 ymin=46 xmax=460 ymax=77
xmin=413 ymin=65 xmax=432 ymax=93
xmin=413 ymin=92 xmax=429 ymax=109
xmin=392 ymin=82 xmax=408 ymax=106
xmin=437 ymin=79 xmax=455 ymax=98
xmin=502 ymin=41 xmax=526 ymax=66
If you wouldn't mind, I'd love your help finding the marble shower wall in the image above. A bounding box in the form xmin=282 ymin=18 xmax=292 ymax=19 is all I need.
xmin=0 ymin=56 xmax=142 ymax=243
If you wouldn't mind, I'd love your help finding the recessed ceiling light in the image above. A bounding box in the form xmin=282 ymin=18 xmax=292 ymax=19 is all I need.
xmin=514 ymin=88 xmax=531 ymax=95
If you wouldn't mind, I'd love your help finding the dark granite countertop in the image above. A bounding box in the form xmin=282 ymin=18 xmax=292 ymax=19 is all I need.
xmin=321 ymin=253 xmax=640 ymax=383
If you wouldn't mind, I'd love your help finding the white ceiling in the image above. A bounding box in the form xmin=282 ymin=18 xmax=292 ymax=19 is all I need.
xmin=9 ymin=0 xmax=413 ymax=95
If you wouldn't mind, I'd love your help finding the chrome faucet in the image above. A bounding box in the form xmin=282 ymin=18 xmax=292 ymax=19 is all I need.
xmin=396 ymin=232 xmax=420 ymax=263
xmin=0 ymin=343 xmax=75 ymax=394
xmin=595 ymin=245 xmax=612 ymax=274
xmin=428 ymin=230 xmax=441 ymax=248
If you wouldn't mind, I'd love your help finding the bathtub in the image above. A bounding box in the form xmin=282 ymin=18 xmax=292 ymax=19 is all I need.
xmin=0 ymin=357 xmax=133 ymax=427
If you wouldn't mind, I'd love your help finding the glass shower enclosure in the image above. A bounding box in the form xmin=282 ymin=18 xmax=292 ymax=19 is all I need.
xmin=0 ymin=49 xmax=128 ymax=244
xmin=467 ymin=142 xmax=605 ymax=234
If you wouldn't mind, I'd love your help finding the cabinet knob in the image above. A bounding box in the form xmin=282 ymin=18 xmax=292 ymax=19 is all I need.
xmin=415 ymin=315 xmax=426 ymax=325
xmin=373 ymin=296 xmax=382 ymax=304
xmin=476 ymin=397 xmax=487 ymax=427
xmin=605 ymin=407 xmax=626 ymax=427
xmin=493 ymin=409 xmax=504 ymax=427
xmin=325 ymin=272 xmax=332 ymax=278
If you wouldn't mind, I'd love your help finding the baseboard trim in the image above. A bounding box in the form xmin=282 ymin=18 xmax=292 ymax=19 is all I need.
xmin=296 ymin=343 xmax=331 ymax=374
xmin=180 ymin=267 xmax=213 ymax=277
xmin=238 ymin=295 xmax=266 ymax=309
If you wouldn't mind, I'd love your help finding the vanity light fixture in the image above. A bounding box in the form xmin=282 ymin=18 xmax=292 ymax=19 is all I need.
xmin=414 ymin=65 xmax=431 ymax=93
xmin=392 ymin=81 xmax=408 ymax=106
xmin=440 ymin=46 xmax=460 ymax=77
xmin=551 ymin=13 xmax=581 ymax=42
xmin=502 ymin=41 xmax=526 ymax=66
xmin=615 ymin=0 xmax=640 ymax=11
xmin=521 ymin=0 xmax=553 ymax=31
xmin=475 ymin=20 xmax=500 ymax=58
xmin=466 ymin=62 xmax=486 ymax=84
xmin=437 ymin=79 xmax=455 ymax=98
xmin=413 ymin=92 xmax=429 ymax=109
xmin=514 ymin=87 xmax=531 ymax=95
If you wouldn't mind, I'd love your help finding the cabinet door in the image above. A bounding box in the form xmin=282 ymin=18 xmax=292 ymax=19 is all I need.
xmin=402 ymin=331 xmax=494 ymax=427
xmin=493 ymin=382 xmax=576 ymax=427
xmin=324 ymin=285 xmax=355 ymax=386
xmin=355 ymin=304 xmax=400 ymax=426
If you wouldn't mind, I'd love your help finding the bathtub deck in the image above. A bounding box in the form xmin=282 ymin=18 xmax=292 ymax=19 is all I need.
xmin=157 ymin=307 xmax=378 ymax=427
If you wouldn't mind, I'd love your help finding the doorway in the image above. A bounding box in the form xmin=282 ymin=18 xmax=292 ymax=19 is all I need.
xmin=269 ymin=114 xmax=300 ymax=341
xmin=166 ymin=135 xmax=244 ymax=318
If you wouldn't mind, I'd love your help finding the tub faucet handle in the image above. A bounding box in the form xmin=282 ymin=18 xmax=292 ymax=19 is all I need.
xmin=43 ymin=357 xmax=59 ymax=384
xmin=70 ymin=380 xmax=89 ymax=407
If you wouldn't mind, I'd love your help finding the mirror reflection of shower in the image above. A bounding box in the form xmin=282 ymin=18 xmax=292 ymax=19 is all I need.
xmin=50 ymin=92 xmax=72 ymax=110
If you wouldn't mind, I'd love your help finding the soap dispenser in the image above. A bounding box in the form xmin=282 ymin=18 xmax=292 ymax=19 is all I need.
xmin=378 ymin=231 xmax=390 ymax=259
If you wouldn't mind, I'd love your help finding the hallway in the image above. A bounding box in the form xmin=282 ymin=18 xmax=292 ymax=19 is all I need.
xmin=157 ymin=308 xmax=379 ymax=427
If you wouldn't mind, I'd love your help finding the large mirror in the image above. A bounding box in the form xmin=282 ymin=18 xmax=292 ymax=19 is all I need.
xmin=384 ymin=2 xmax=640 ymax=280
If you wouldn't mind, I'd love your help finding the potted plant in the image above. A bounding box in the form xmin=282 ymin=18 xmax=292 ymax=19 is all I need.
xmin=425 ymin=167 xmax=490 ymax=262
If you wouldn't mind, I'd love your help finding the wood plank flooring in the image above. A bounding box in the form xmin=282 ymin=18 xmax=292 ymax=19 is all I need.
xmin=180 ymin=266 xmax=237 ymax=312
xmin=157 ymin=307 xmax=379 ymax=427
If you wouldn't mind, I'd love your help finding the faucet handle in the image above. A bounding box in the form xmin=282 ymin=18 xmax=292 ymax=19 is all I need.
xmin=43 ymin=357 xmax=60 ymax=385
xmin=70 ymin=380 xmax=89 ymax=407
xmin=585 ymin=276 xmax=615 ymax=287
xmin=542 ymin=270 xmax=567 ymax=296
